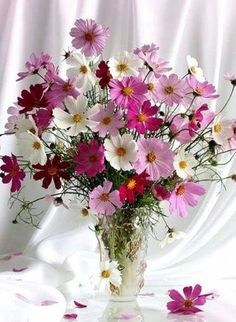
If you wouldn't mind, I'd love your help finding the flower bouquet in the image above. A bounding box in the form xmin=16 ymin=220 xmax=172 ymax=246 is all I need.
xmin=1 ymin=18 xmax=236 ymax=300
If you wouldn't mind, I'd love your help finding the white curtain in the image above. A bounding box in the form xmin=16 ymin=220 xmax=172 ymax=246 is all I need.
xmin=0 ymin=0 xmax=236 ymax=321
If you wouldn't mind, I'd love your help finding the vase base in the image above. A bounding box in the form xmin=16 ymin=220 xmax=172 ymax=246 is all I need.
xmin=110 ymin=295 xmax=137 ymax=302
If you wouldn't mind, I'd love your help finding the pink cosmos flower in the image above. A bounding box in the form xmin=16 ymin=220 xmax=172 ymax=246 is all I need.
xmin=5 ymin=105 xmax=22 ymax=133
xmin=133 ymin=138 xmax=174 ymax=180
xmin=138 ymin=69 xmax=159 ymax=100
xmin=169 ymin=182 xmax=206 ymax=217
xmin=152 ymin=184 xmax=170 ymax=201
xmin=74 ymin=140 xmax=105 ymax=177
xmin=44 ymin=63 xmax=59 ymax=84
xmin=127 ymin=100 xmax=163 ymax=134
xmin=89 ymin=180 xmax=122 ymax=216
xmin=188 ymin=104 xmax=215 ymax=136
xmin=1 ymin=154 xmax=26 ymax=192
xmin=109 ymin=76 xmax=147 ymax=109
xmin=167 ymin=284 xmax=213 ymax=314
xmin=133 ymin=43 xmax=159 ymax=61
xmin=155 ymin=74 xmax=185 ymax=106
xmin=146 ymin=52 xmax=172 ymax=77
xmin=224 ymin=72 xmax=236 ymax=86
xmin=89 ymin=102 xmax=123 ymax=137
xmin=187 ymin=76 xmax=219 ymax=99
xmin=169 ymin=115 xmax=192 ymax=144
xmin=45 ymin=76 xmax=80 ymax=106
xmin=17 ymin=52 xmax=52 ymax=81
xmin=70 ymin=19 xmax=109 ymax=57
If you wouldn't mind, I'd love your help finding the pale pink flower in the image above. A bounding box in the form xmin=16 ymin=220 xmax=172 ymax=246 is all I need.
xmin=138 ymin=69 xmax=160 ymax=100
xmin=89 ymin=180 xmax=122 ymax=216
xmin=155 ymin=74 xmax=185 ymax=106
xmin=169 ymin=115 xmax=192 ymax=144
xmin=109 ymin=76 xmax=147 ymax=109
xmin=187 ymin=76 xmax=219 ymax=99
xmin=169 ymin=182 xmax=206 ymax=217
xmin=70 ymin=19 xmax=109 ymax=57
xmin=133 ymin=138 xmax=174 ymax=180
xmin=5 ymin=105 xmax=22 ymax=133
xmin=89 ymin=102 xmax=123 ymax=137
xmin=17 ymin=52 xmax=52 ymax=81
xmin=133 ymin=43 xmax=159 ymax=61
xmin=224 ymin=72 xmax=236 ymax=86
xmin=146 ymin=52 xmax=172 ymax=77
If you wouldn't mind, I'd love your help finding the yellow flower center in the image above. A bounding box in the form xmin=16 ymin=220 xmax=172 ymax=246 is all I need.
xmin=176 ymin=185 xmax=186 ymax=195
xmin=184 ymin=299 xmax=193 ymax=308
xmin=62 ymin=82 xmax=73 ymax=92
xmin=127 ymin=179 xmax=136 ymax=190
xmin=84 ymin=32 xmax=94 ymax=42
xmin=81 ymin=208 xmax=89 ymax=217
xmin=146 ymin=151 xmax=157 ymax=163
xmin=48 ymin=166 xmax=57 ymax=176
xmin=102 ymin=116 xmax=111 ymax=125
xmin=190 ymin=66 xmax=197 ymax=74
xmin=99 ymin=193 xmax=110 ymax=202
xmin=73 ymin=114 xmax=83 ymax=123
xmin=179 ymin=160 xmax=187 ymax=169
xmin=213 ymin=123 xmax=222 ymax=133
xmin=80 ymin=65 xmax=88 ymax=74
xmin=165 ymin=86 xmax=174 ymax=94
xmin=137 ymin=113 xmax=147 ymax=122
xmin=101 ymin=270 xmax=111 ymax=278
xmin=116 ymin=147 xmax=126 ymax=157
xmin=147 ymin=83 xmax=155 ymax=91
xmin=195 ymin=87 xmax=203 ymax=95
xmin=122 ymin=86 xmax=133 ymax=96
xmin=117 ymin=63 xmax=128 ymax=72
xmin=32 ymin=141 xmax=41 ymax=150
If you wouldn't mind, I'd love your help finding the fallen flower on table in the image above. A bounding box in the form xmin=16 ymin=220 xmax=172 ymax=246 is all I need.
xmin=63 ymin=313 xmax=78 ymax=320
xmin=167 ymin=284 xmax=215 ymax=314
xmin=74 ymin=300 xmax=87 ymax=308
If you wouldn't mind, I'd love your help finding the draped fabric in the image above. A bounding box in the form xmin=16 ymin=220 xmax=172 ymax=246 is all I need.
xmin=0 ymin=0 xmax=236 ymax=321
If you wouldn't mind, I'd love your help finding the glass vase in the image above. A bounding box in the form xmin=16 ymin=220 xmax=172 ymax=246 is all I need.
xmin=97 ymin=207 xmax=150 ymax=301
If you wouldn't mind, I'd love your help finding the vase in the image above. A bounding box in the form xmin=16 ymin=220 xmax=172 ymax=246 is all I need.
xmin=97 ymin=207 xmax=150 ymax=301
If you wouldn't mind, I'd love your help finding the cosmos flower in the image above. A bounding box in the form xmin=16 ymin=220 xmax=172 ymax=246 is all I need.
xmin=17 ymin=84 xmax=47 ymax=114
xmin=211 ymin=115 xmax=234 ymax=145
xmin=186 ymin=55 xmax=205 ymax=82
xmin=173 ymin=149 xmax=198 ymax=179
xmin=96 ymin=60 xmax=112 ymax=89
xmin=97 ymin=260 xmax=122 ymax=294
xmin=160 ymin=229 xmax=186 ymax=248
xmin=1 ymin=154 xmax=25 ymax=192
xmin=187 ymin=76 xmax=219 ymax=99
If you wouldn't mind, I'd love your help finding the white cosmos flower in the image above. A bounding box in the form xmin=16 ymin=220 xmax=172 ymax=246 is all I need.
xmin=97 ymin=260 xmax=122 ymax=294
xmin=187 ymin=55 xmax=205 ymax=82
xmin=174 ymin=149 xmax=198 ymax=179
xmin=53 ymin=96 xmax=94 ymax=136
xmin=160 ymin=230 xmax=186 ymax=248
xmin=68 ymin=199 xmax=97 ymax=227
xmin=104 ymin=134 xmax=138 ymax=171
xmin=18 ymin=131 xmax=47 ymax=165
xmin=212 ymin=115 xmax=234 ymax=145
xmin=108 ymin=51 xmax=143 ymax=80
xmin=66 ymin=52 xmax=97 ymax=91
xmin=16 ymin=117 xmax=38 ymax=137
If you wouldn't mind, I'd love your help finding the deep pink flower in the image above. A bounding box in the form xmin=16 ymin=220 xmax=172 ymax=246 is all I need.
xmin=89 ymin=101 xmax=123 ymax=137
xmin=17 ymin=52 xmax=52 ymax=81
xmin=33 ymin=107 xmax=53 ymax=132
xmin=17 ymin=84 xmax=48 ymax=114
xmin=167 ymin=284 xmax=213 ymax=314
xmin=70 ymin=19 xmax=109 ymax=57
xmin=109 ymin=76 xmax=147 ymax=109
xmin=119 ymin=172 xmax=150 ymax=203
xmin=170 ymin=115 xmax=192 ymax=144
xmin=1 ymin=154 xmax=25 ymax=192
xmin=152 ymin=184 xmax=170 ymax=201
xmin=74 ymin=140 xmax=105 ymax=177
xmin=187 ymin=76 xmax=219 ymax=99
xmin=155 ymin=74 xmax=185 ymax=106
xmin=96 ymin=60 xmax=112 ymax=89
xmin=127 ymin=100 xmax=163 ymax=134
xmin=188 ymin=104 xmax=215 ymax=136
xmin=133 ymin=138 xmax=174 ymax=180
xmin=45 ymin=76 xmax=80 ymax=106
xmin=89 ymin=180 xmax=122 ymax=216
xmin=169 ymin=182 xmax=206 ymax=217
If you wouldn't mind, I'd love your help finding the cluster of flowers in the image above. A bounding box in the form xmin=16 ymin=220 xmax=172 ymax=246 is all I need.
xmin=1 ymin=18 xmax=236 ymax=239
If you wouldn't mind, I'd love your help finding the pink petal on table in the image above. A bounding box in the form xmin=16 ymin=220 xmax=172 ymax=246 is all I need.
xmin=74 ymin=300 xmax=87 ymax=308
xmin=12 ymin=267 xmax=28 ymax=272
xmin=121 ymin=313 xmax=136 ymax=320
xmin=41 ymin=300 xmax=58 ymax=306
xmin=139 ymin=292 xmax=155 ymax=296
xmin=63 ymin=313 xmax=78 ymax=320
xmin=15 ymin=293 xmax=33 ymax=304
xmin=0 ymin=255 xmax=12 ymax=261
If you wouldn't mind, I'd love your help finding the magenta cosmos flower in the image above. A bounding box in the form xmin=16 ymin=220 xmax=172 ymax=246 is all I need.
xmin=169 ymin=182 xmax=206 ymax=217
xmin=89 ymin=180 xmax=122 ymax=216
xmin=155 ymin=74 xmax=185 ymax=106
xmin=187 ymin=76 xmax=219 ymax=99
xmin=89 ymin=101 xmax=123 ymax=137
xmin=70 ymin=19 xmax=109 ymax=57
xmin=127 ymin=100 xmax=163 ymax=134
xmin=133 ymin=138 xmax=174 ymax=180
xmin=167 ymin=284 xmax=213 ymax=314
xmin=109 ymin=76 xmax=147 ymax=109
xmin=74 ymin=140 xmax=105 ymax=177
xmin=1 ymin=154 xmax=25 ymax=192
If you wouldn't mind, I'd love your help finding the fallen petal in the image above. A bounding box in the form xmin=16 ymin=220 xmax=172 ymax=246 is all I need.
xmin=121 ymin=313 xmax=136 ymax=320
xmin=12 ymin=267 xmax=28 ymax=272
xmin=63 ymin=313 xmax=78 ymax=320
xmin=74 ymin=300 xmax=87 ymax=308
xmin=41 ymin=300 xmax=58 ymax=306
